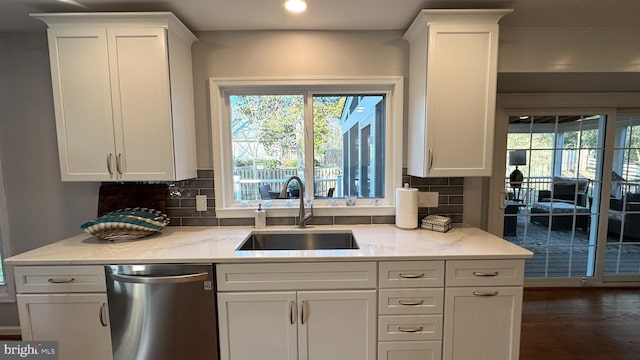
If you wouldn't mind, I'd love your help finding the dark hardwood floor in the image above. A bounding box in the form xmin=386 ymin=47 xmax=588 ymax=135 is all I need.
xmin=1 ymin=288 xmax=638 ymax=359
xmin=520 ymin=287 xmax=640 ymax=360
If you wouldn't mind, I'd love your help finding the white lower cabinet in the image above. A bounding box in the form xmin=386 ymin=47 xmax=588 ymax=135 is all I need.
xmin=377 ymin=261 xmax=445 ymax=360
xmin=299 ymin=290 xmax=377 ymax=360
xmin=443 ymin=260 xmax=525 ymax=360
xmin=217 ymin=292 xmax=297 ymax=360
xmin=17 ymin=294 xmax=112 ymax=360
xmin=216 ymin=262 xmax=378 ymax=360
xmin=14 ymin=266 xmax=112 ymax=360
xmin=443 ymin=287 xmax=523 ymax=360
xmin=218 ymin=290 xmax=376 ymax=360
xmin=11 ymin=257 xmax=526 ymax=360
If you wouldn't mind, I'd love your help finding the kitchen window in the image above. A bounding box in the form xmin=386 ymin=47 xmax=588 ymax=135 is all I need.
xmin=209 ymin=78 xmax=403 ymax=218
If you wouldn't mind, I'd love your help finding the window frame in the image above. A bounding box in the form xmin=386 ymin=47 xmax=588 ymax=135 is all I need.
xmin=209 ymin=77 xmax=403 ymax=218
xmin=0 ymin=150 xmax=15 ymax=302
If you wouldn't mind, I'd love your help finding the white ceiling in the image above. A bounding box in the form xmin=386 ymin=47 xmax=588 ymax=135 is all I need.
xmin=2 ymin=0 xmax=640 ymax=33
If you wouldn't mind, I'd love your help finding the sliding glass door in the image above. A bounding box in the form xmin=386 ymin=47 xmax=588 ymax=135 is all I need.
xmin=494 ymin=106 xmax=640 ymax=285
xmin=605 ymin=114 xmax=640 ymax=281
xmin=503 ymin=114 xmax=605 ymax=279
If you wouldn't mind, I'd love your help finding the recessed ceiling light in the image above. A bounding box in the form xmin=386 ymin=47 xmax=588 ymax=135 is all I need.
xmin=284 ymin=0 xmax=307 ymax=13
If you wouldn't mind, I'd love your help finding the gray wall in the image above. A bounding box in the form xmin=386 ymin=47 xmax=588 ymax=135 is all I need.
xmin=0 ymin=33 xmax=100 ymax=329
xmin=0 ymin=33 xmax=100 ymax=256
xmin=191 ymin=30 xmax=408 ymax=169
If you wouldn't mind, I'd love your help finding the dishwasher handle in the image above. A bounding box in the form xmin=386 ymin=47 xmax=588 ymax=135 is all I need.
xmin=110 ymin=272 xmax=209 ymax=284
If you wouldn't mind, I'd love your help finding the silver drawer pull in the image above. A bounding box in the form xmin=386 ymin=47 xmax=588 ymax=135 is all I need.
xmin=289 ymin=301 xmax=296 ymax=325
xmin=106 ymin=154 xmax=114 ymax=175
xmin=473 ymin=290 xmax=499 ymax=297
xmin=300 ymin=300 xmax=307 ymax=325
xmin=398 ymin=299 xmax=424 ymax=306
xmin=116 ymin=153 xmax=124 ymax=175
xmin=99 ymin=303 xmax=108 ymax=327
xmin=472 ymin=271 xmax=499 ymax=277
xmin=398 ymin=326 xmax=423 ymax=333
xmin=47 ymin=278 xmax=75 ymax=284
xmin=399 ymin=273 xmax=425 ymax=279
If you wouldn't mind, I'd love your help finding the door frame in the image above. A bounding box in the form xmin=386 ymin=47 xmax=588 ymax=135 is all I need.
xmin=488 ymin=92 xmax=640 ymax=287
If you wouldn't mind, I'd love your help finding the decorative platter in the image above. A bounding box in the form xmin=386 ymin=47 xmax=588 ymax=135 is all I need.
xmin=81 ymin=207 xmax=170 ymax=241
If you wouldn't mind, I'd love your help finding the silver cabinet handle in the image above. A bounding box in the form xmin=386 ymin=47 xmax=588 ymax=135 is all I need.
xmin=99 ymin=303 xmax=108 ymax=327
xmin=473 ymin=271 xmax=499 ymax=277
xmin=289 ymin=301 xmax=296 ymax=325
xmin=116 ymin=153 xmax=123 ymax=174
xmin=473 ymin=290 xmax=499 ymax=297
xmin=111 ymin=272 xmax=209 ymax=284
xmin=106 ymin=154 xmax=114 ymax=175
xmin=47 ymin=278 xmax=75 ymax=284
xmin=428 ymin=149 xmax=433 ymax=171
xmin=398 ymin=326 xmax=423 ymax=333
xmin=399 ymin=273 xmax=425 ymax=279
xmin=398 ymin=299 xmax=424 ymax=306
xmin=300 ymin=300 xmax=306 ymax=325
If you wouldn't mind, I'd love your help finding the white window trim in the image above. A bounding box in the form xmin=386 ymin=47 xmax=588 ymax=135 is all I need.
xmin=209 ymin=77 xmax=403 ymax=218
xmin=0 ymin=149 xmax=16 ymax=302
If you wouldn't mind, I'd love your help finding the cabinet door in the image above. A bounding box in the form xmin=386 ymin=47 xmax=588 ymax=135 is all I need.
xmin=424 ymin=23 xmax=498 ymax=177
xmin=107 ymin=28 xmax=175 ymax=181
xmin=443 ymin=286 xmax=523 ymax=360
xmin=218 ymin=292 xmax=298 ymax=360
xmin=298 ymin=290 xmax=377 ymax=360
xmin=47 ymin=28 xmax=117 ymax=181
xmin=17 ymin=293 xmax=112 ymax=360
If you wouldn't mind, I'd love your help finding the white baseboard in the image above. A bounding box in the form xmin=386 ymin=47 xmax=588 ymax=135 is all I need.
xmin=0 ymin=326 xmax=21 ymax=336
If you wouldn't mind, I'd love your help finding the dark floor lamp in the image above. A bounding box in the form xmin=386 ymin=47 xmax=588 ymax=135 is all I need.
xmin=508 ymin=150 xmax=527 ymax=200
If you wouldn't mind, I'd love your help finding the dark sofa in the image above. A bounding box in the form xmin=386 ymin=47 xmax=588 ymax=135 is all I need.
xmin=608 ymin=193 xmax=640 ymax=241
xmin=531 ymin=178 xmax=591 ymax=231
xmin=537 ymin=178 xmax=590 ymax=207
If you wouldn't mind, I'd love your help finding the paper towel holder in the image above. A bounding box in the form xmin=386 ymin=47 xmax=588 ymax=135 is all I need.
xmin=395 ymin=183 xmax=418 ymax=229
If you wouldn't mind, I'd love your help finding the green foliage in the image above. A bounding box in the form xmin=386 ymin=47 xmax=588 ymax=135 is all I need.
xmin=258 ymin=159 xmax=281 ymax=169
xmin=234 ymin=159 xmax=253 ymax=167
xmin=283 ymin=159 xmax=298 ymax=168
xmin=313 ymin=96 xmax=346 ymax=157
xmin=231 ymin=94 xmax=346 ymax=167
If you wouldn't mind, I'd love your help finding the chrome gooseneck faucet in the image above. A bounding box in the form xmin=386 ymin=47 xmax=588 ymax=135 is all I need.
xmin=280 ymin=175 xmax=313 ymax=228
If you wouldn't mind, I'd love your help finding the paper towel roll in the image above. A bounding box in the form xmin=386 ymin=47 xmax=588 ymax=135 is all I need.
xmin=396 ymin=184 xmax=418 ymax=229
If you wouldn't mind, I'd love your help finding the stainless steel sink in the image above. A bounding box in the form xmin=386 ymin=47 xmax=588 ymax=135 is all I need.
xmin=236 ymin=231 xmax=359 ymax=251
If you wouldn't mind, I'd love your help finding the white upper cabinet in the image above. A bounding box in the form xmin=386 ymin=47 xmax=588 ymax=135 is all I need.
xmin=404 ymin=9 xmax=511 ymax=177
xmin=33 ymin=12 xmax=198 ymax=181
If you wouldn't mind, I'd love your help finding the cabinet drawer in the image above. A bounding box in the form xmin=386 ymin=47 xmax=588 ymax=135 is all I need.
xmin=379 ymin=261 xmax=444 ymax=288
xmin=379 ymin=288 xmax=443 ymax=315
xmin=379 ymin=315 xmax=442 ymax=341
xmin=15 ymin=266 xmax=106 ymax=293
xmin=378 ymin=341 xmax=442 ymax=360
xmin=445 ymin=260 xmax=524 ymax=286
xmin=216 ymin=262 xmax=377 ymax=291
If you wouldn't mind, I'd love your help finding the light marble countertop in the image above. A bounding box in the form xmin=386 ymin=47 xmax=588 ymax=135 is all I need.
xmin=6 ymin=224 xmax=532 ymax=265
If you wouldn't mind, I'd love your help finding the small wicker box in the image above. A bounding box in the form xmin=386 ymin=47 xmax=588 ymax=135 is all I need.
xmin=421 ymin=215 xmax=452 ymax=233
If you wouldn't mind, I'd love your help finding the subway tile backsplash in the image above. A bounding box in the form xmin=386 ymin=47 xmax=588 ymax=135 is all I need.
xmin=165 ymin=169 xmax=464 ymax=226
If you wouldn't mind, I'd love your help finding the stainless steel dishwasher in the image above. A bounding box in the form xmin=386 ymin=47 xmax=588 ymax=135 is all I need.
xmin=105 ymin=264 xmax=218 ymax=360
